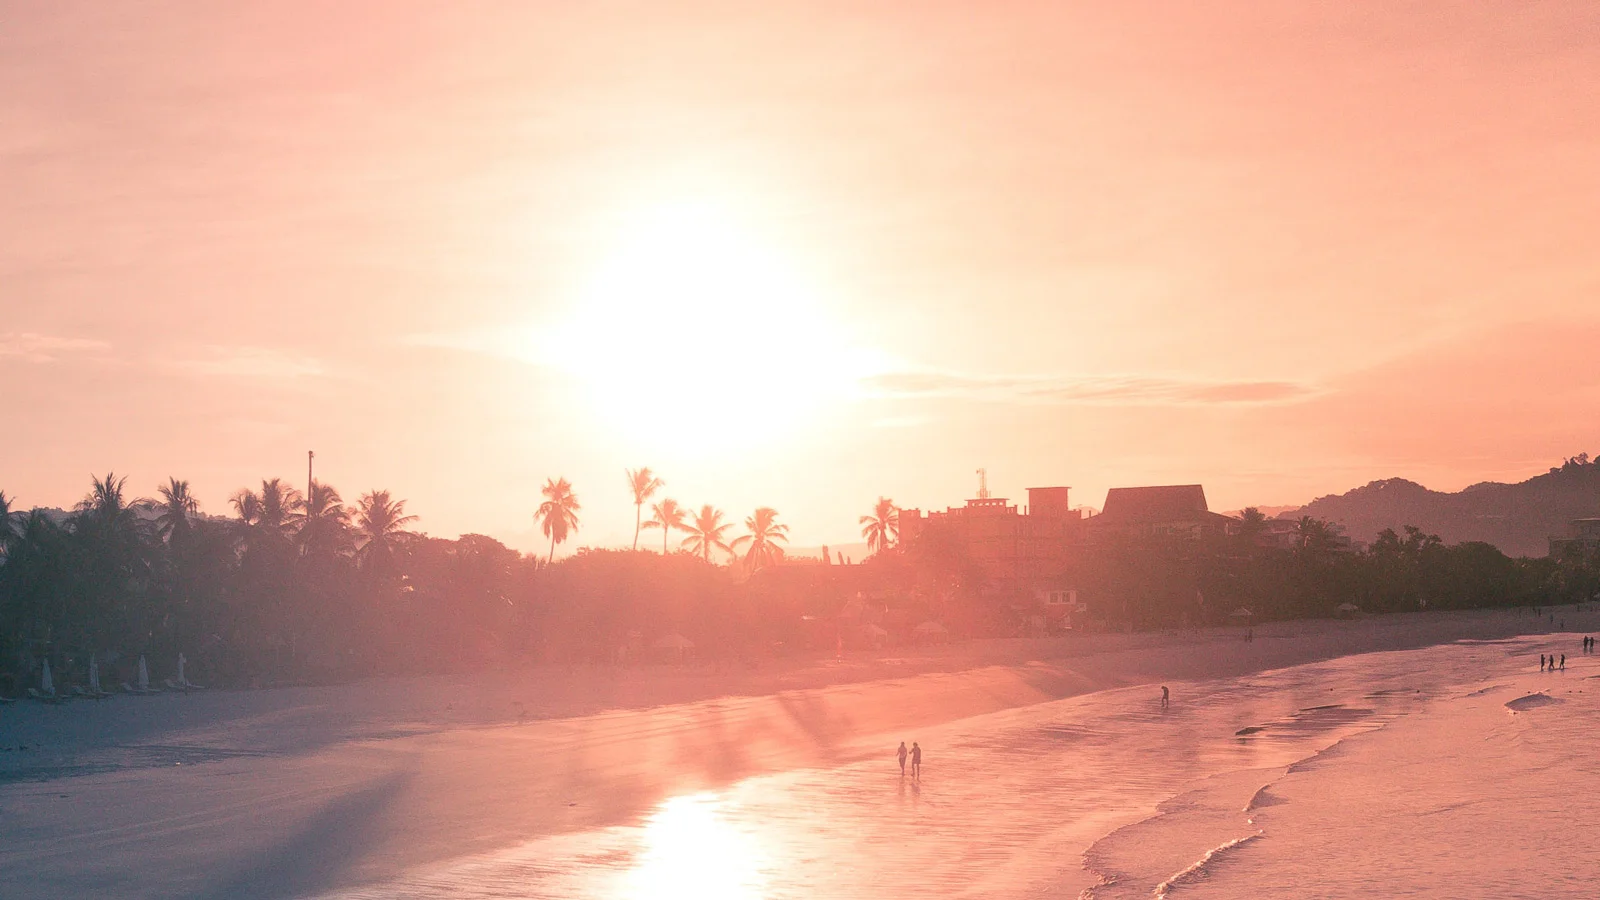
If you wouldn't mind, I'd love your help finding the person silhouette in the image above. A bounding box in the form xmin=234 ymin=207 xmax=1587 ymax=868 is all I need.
xmin=897 ymin=741 xmax=908 ymax=776
xmin=1541 ymin=654 xmax=1546 ymax=671
xmin=910 ymin=742 xmax=922 ymax=779
xmin=1560 ymin=654 xmax=1566 ymax=670
xmin=1160 ymin=686 xmax=1170 ymax=708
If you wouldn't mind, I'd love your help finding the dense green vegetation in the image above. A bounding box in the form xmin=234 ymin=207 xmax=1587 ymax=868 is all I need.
xmin=3 ymin=474 xmax=1597 ymax=697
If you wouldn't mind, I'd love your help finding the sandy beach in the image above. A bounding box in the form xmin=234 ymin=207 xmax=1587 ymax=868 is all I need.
xmin=1 ymin=604 xmax=1594 ymax=898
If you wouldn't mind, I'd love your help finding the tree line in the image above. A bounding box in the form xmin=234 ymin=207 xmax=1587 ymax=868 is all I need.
xmin=0 ymin=467 xmax=809 ymax=694
xmin=3 ymin=471 xmax=1596 ymax=696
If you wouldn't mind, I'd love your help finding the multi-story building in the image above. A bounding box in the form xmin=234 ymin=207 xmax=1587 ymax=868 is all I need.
xmin=899 ymin=486 xmax=1082 ymax=594
xmin=1549 ymin=518 xmax=1600 ymax=558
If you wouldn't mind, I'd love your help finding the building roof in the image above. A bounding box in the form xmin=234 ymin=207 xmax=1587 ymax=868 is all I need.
xmin=1096 ymin=485 xmax=1212 ymax=524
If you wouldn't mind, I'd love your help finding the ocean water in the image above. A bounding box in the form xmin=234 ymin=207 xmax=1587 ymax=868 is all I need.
xmin=316 ymin=636 xmax=1588 ymax=899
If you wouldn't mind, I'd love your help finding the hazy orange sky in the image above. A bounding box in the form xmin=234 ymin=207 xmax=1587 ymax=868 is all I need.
xmin=5 ymin=2 xmax=1598 ymax=552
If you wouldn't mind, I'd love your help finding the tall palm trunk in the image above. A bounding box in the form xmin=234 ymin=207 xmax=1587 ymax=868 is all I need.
xmin=549 ymin=532 xmax=556 ymax=564
xmin=663 ymin=525 xmax=669 ymax=555
xmin=634 ymin=503 xmax=642 ymax=551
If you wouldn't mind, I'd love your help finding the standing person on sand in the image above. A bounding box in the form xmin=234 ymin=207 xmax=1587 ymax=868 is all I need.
xmin=1560 ymin=654 xmax=1566 ymax=670
xmin=897 ymin=741 xmax=908 ymax=776
xmin=1541 ymin=654 xmax=1546 ymax=671
xmin=1161 ymin=686 xmax=1170 ymax=709
xmin=911 ymin=742 xmax=922 ymax=779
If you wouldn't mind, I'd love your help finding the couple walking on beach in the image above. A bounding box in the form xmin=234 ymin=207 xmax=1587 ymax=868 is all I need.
xmin=897 ymin=741 xmax=923 ymax=779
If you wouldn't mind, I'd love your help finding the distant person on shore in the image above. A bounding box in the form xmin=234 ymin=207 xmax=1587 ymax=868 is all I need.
xmin=897 ymin=741 xmax=908 ymax=776
xmin=1560 ymin=654 xmax=1566 ymax=670
xmin=1161 ymin=686 xmax=1170 ymax=708
xmin=1540 ymin=654 xmax=1547 ymax=671
xmin=911 ymin=742 xmax=922 ymax=779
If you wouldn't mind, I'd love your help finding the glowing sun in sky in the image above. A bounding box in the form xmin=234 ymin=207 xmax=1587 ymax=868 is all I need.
xmin=545 ymin=199 xmax=874 ymax=456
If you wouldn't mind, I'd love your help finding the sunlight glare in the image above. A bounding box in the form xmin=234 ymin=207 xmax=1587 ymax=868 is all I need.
xmin=546 ymin=200 xmax=872 ymax=456
xmin=619 ymin=792 xmax=767 ymax=900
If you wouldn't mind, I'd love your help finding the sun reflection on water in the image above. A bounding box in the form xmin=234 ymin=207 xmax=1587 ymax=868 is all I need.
xmin=617 ymin=793 xmax=768 ymax=900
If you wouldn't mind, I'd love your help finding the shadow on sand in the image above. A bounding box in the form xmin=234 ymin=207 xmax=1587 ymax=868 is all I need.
xmin=192 ymin=770 xmax=412 ymax=900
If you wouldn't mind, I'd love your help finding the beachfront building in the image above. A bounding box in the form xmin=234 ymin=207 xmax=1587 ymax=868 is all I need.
xmin=899 ymin=486 xmax=1083 ymax=595
xmin=1549 ymin=517 xmax=1600 ymax=558
xmin=1084 ymin=484 xmax=1237 ymax=542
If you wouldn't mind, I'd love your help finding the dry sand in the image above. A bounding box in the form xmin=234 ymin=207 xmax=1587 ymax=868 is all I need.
xmin=0 ymin=605 xmax=1589 ymax=899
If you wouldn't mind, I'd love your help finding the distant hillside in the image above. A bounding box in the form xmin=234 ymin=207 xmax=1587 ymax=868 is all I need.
xmin=1282 ymin=456 xmax=1600 ymax=557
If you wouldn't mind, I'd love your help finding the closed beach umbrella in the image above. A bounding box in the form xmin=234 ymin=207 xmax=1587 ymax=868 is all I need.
xmin=178 ymin=653 xmax=187 ymax=685
xmin=89 ymin=655 xmax=101 ymax=694
xmin=138 ymin=655 xmax=150 ymax=691
xmin=41 ymin=659 xmax=54 ymax=695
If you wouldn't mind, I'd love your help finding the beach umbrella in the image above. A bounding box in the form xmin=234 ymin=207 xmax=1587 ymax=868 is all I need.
xmin=138 ymin=655 xmax=150 ymax=691
xmin=1337 ymin=603 xmax=1360 ymax=614
xmin=41 ymin=659 xmax=54 ymax=695
xmin=89 ymin=655 xmax=102 ymax=694
xmin=860 ymin=623 xmax=889 ymax=638
xmin=1229 ymin=607 xmax=1254 ymax=618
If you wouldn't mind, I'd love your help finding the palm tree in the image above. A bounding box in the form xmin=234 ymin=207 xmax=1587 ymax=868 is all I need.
xmin=859 ymin=497 xmax=899 ymax=555
xmin=1235 ymin=507 xmax=1267 ymax=549
xmin=641 ymin=498 xmax=689 ymax=554
xmin=232 ymin=478 xmax=301 ymax=539
xmin=291 ymin=479 xmax=350 ymax=558
xmin=353 ymin=490 xmax=418 ymax=574
xmin=626 ymin=468 xmax=663 ymax=551
xmin=0 ymin=490 xmax=22 ymax=554
xmin=154 ymin=478 xmax=199 ymax=543
xmin=681 ymin=505 xmax=734 ymax=563
xmin=76 ymin=472 xmax=143 ymax=533
xmin=1294 ymin=515 xmax=1337 ymax=556
xmin=536 ymin=477 xmax=581 ymax=563
xmin=731 ymin=506 xmax=789 ymax=572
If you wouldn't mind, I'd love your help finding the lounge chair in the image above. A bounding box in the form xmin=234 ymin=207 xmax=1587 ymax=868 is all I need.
xmin=27 ymin=688 xmax=65 ymax=703
xmin=0 ymin=695 xmax=15 ymax=704
xmin=122 ymin=682 xmax=160 ymax=695
xmin=71 ymin=685 xmax=110 ymax=700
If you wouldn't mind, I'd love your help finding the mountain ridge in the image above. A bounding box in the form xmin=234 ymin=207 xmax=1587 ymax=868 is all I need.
xmin=1279 ymin=456 xmax=1600 ymax=557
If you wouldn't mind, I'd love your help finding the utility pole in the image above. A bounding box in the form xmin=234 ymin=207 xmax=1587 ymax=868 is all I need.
xmin=307 ymin=450 xmax=314 ymax=502
xmin=976 ymin=468 xmax=989 ymax=500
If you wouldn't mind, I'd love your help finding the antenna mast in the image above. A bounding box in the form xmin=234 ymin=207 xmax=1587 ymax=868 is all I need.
xmin=976 ymin=468 xmax=989 ymax=500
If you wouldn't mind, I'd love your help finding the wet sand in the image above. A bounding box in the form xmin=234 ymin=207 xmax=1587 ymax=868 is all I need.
xmin=0 ymin=605 xmax=1591 ymax=898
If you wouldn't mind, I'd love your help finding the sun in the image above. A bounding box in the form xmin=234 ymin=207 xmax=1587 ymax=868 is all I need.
xmin=546 ymin=199 xmax=869 ymax=456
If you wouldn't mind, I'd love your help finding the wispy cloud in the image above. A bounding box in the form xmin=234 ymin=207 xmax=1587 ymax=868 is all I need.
xmin=0 ymin=332 xmax=109 ymax=363
xmin=865 ymin=370 xmax=1318 ymax=406
xmin=174 ymin=347 xmax=329 ymax=380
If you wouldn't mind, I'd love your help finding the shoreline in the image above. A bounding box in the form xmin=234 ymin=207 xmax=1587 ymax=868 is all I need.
xmin=1 ymin=604 xmax=1592 ymax=898
xmin=1129 ymin=648 xmax=1600 ymax=899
